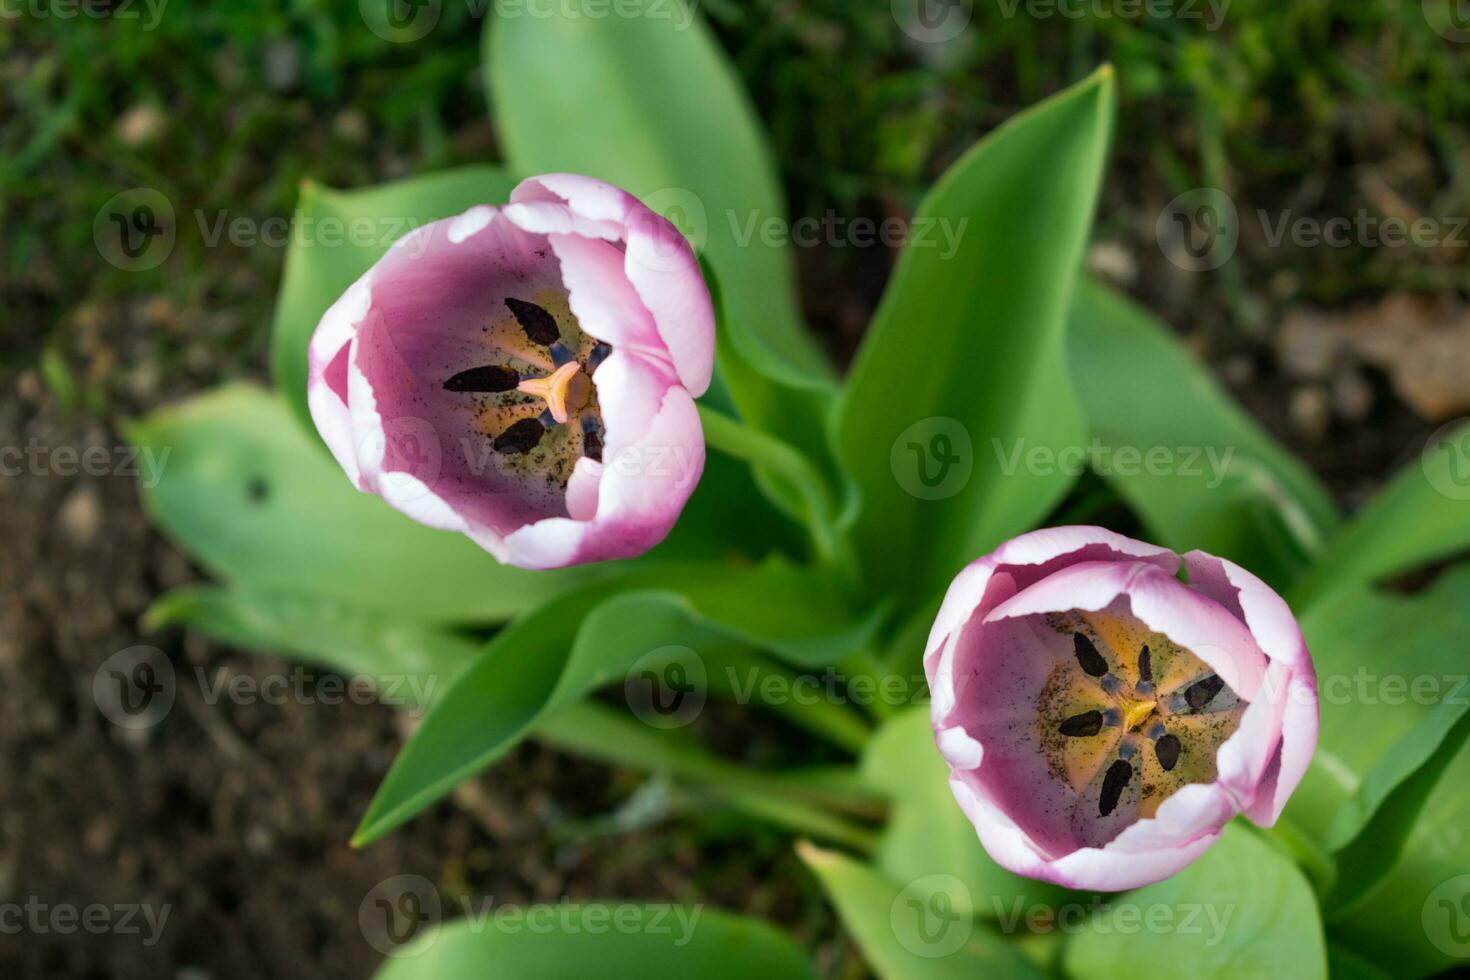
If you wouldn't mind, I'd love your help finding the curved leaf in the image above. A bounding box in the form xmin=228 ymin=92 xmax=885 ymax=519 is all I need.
xmin=1294 ymin=421 xmax=1470 ymax=607
xmin=145 ymin=585 xmax=478 ymax=709
xmin=1061 ymin=823 xmax=1327 ymax=980
xmin=1283 ymin=567 xmax=1470 ymax=850
xmin=353 ymin=559 xmax=880 ymax=844
xmin=836 ymin=69 xmax=1113 ymax=603
xmin=797 ymin=842 xmax=1044 ymax=980
xmin=374 ymin=904 xmax=815 ymax=979
xmin=1328 ymin=738 xmax=1470 ymax=977
xmin=1068 ymin=279 xmax=1340 ymax=591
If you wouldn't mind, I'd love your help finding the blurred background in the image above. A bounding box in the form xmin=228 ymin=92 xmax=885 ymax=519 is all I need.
xmin=4 ymin=1 xmax=1470 ymax=976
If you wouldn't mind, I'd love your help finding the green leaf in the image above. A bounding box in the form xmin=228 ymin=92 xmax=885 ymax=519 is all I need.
xmin=126 ymin=383 xmax=588 ymax=624
xmin=835 ymin=68 xmax=1113 ymax=603
xmin=1327 ymin=945 xmax=1396 ymax=980
xmin=485 ymin=0 xmax=840 ymax=504
xmin=1068 ymin=279 xmax=1340 ymax=591
xmin=863 ymin=708 xmax=1070 ymax=921
xmin=797 ymin=842 xmax=1045 ymax=980
xmin=1282 ymin=567 xmax=1470 ymax=850
xmin=353 ymin=559 xmax=880 ymax=844
xmin=1293 ymin=421 xmax=1470 ymax=607
xmin=271 ymin=167 xmax=520 ymax=434
xmin=1326 ymin=709 xmax=1470 ymax=914
xmin=373 ymin=904 xmax=815 ymax=980
xmin=1061 ymin=823 xmax=1327 ymax=980
xmin=144 ymin=585 xmax=479 ymax=709
xmin=1327 ymin=737 xmax=1470 ymax=977
xmin=1278 ymin=568 xmax=1470 ymax=976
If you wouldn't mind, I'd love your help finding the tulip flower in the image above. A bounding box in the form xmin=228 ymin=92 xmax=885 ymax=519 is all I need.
xmin=306 ymin=174 xmax=714 ymax=569
xmin=925 ymin=527 xmax=1318 ymax=891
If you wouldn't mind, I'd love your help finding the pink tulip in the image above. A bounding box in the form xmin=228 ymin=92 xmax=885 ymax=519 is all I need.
xmin=925 ymin=527 xmax=1318 ymax=891
xmin=306 ymin=174 xmax=714 ymax=569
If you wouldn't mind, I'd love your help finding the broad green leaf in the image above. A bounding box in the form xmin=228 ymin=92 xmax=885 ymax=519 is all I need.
xmin=1061 ymin=823 xmax=1327 ymax=980
xmin=1293 ymin=421 xmax=1470 ymax=607
xmin=485 ymin=0 xmax=840 ymax=506
xmin=1068 ymin=280 xmax=1339 ymax=591
xmin=1327 ymin=737 xmax=1470 ymax=977
xmin=835 ymin=69 xmax=1113 ymax=603
xmin=374 ymin=904 xmax=815 ymax=980
xmin=271 ymin=167 xmax=520 ymax=434
xmin=353 ymin=559 xmax=881 ymax=844
xmin=1282 ymin=567 xmax=1470 ymax=848
xmin=144 ymin=585 xmax=478 ymax=710
xmin=797 ymin=842 xmax=1045 ymax=980
xmin=126 ymin=384 xmax=587 ymax=624
xmin=863 ymin=708 xmax=1070 ymax=921
xmin=1326 ymin=709 xmax=1470 ymax=915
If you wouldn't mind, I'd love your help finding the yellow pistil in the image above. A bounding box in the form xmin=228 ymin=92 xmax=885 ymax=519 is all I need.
xmin=517 ymin=362 xmax=590 ymax=424
xmin=1121 ymin=698 xmax=1157 ymax=732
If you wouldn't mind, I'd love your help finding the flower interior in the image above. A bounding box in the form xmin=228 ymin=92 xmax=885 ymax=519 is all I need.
xmin=1034 ymin=607 xmax=1246 ymax=848
xmin=440 ymin=289 xmax=609 ymax=488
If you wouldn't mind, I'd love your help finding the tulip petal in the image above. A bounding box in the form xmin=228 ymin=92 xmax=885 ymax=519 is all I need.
xmin=1183 ymin=551 xmax=1319 ymax=825
xmin=926 ymin=526 xmax=1180 ymax=721
xmin=512 ymin=174 xmax=715 ymax=396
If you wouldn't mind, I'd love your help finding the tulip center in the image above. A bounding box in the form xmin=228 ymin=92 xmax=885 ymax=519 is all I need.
xmin=440 ymin=293 xmax=609 ymax=491
xmin=1035 ymin=608 xmax=1246 ymax=846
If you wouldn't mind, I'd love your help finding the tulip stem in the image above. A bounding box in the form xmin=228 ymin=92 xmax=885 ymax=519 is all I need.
xmin=696 ymin=405 xmax=853 ymax=579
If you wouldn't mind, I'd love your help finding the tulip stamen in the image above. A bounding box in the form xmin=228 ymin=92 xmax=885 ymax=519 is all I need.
xmin=1059 ymin=710 xmax=1105 ymax=737
xmin=443 ymin=364 xmax=520 ymax=393
xmin=506 ymin=296 xmax=563 ymax=346
xmin=1155 ymin=733 xmax=1183 ymax=771
xmin=494 ymin=417 xmax=546 ymax=455
xmin=1182 ymin=674 xmax=1225 ymax=711
xmin=1099 ymin=759 xmax=1133 ymax=817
